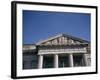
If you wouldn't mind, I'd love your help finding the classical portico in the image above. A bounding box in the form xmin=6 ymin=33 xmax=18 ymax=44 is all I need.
xmin=37 ymin=43 xmax=89 ymax=69
xmin=23 ymin=34 xmax=90 ymax=69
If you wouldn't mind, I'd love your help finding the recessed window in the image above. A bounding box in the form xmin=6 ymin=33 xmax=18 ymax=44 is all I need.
xmin=73 ymin=54 xmax=84 ymax=67
xmin=43 ymin=55 xmax=54 ymax=68
xmin=23 ymin=52 xmax=38 ymax=69
xmin=59 ymin=55 xmax=69 ymax=67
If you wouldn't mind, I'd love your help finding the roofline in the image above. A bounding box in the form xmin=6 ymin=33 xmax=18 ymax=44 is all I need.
xmin=36 ymin=34 xmax=63 ymax=45
xmin=36 ymin=33 xmax=90 ymax=45
xmin=63 ymin=34 xmax=90 ymax=43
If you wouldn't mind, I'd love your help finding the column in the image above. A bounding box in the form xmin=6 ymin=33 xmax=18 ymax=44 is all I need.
xmin=69 ymin=53 xmax=74 ymax=67
xmin=54 ymin=54 xmax=58 ymax=68
xmin=38 ymin=55 xmax=43 ymax=69
xmin=83 ymin=54 xmax=88 ymax=66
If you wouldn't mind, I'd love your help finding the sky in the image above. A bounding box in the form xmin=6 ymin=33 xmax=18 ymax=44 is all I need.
xmin=23 ymin=10 xmax=90 ymax=44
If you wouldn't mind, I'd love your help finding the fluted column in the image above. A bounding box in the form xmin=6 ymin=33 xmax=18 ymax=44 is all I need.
xmin=69 ymin=53 xmax=74 ymax=67
xmin=38 ymin=55 xmax=43 ymax=69
xmin=54 ymin=54 xmax=58 ymax=68
xmin=83 ymin=54 xmax=88 ymax=66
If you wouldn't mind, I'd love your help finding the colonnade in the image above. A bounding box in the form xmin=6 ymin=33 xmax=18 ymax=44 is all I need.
xmin=38 ymin=53 xmax=88 ymax=69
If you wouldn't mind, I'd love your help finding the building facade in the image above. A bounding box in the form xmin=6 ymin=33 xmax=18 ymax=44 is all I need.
xmin=23 ymin=34 xmax=91 ymax=69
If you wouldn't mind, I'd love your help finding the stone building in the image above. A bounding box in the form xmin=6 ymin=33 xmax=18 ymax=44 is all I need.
xmin=23 ymin=34 xmax=91 ymax=69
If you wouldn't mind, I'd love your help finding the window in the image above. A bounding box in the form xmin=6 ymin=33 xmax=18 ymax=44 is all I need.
xmin=23 ymin=61 xmax=30 ymax=69
xmin=31 ymin=60 xmax=37 ymax=69
xmin=73 ymin=54 xmax=84 ymax=67
xmin=23 ymin=52 xmax=38 ymax=69
xmin=59 ymin=55 xmax=69 ymax=67
xmin=43 ymin=55 xmax=54 ymax=68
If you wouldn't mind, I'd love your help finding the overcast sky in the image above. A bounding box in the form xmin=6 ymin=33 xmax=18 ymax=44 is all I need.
xmin=23 ymin=10 xmax=90 ymax=44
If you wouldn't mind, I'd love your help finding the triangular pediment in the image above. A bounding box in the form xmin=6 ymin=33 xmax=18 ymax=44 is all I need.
xmin=36 ymin=34 xmax=89 ymax=45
